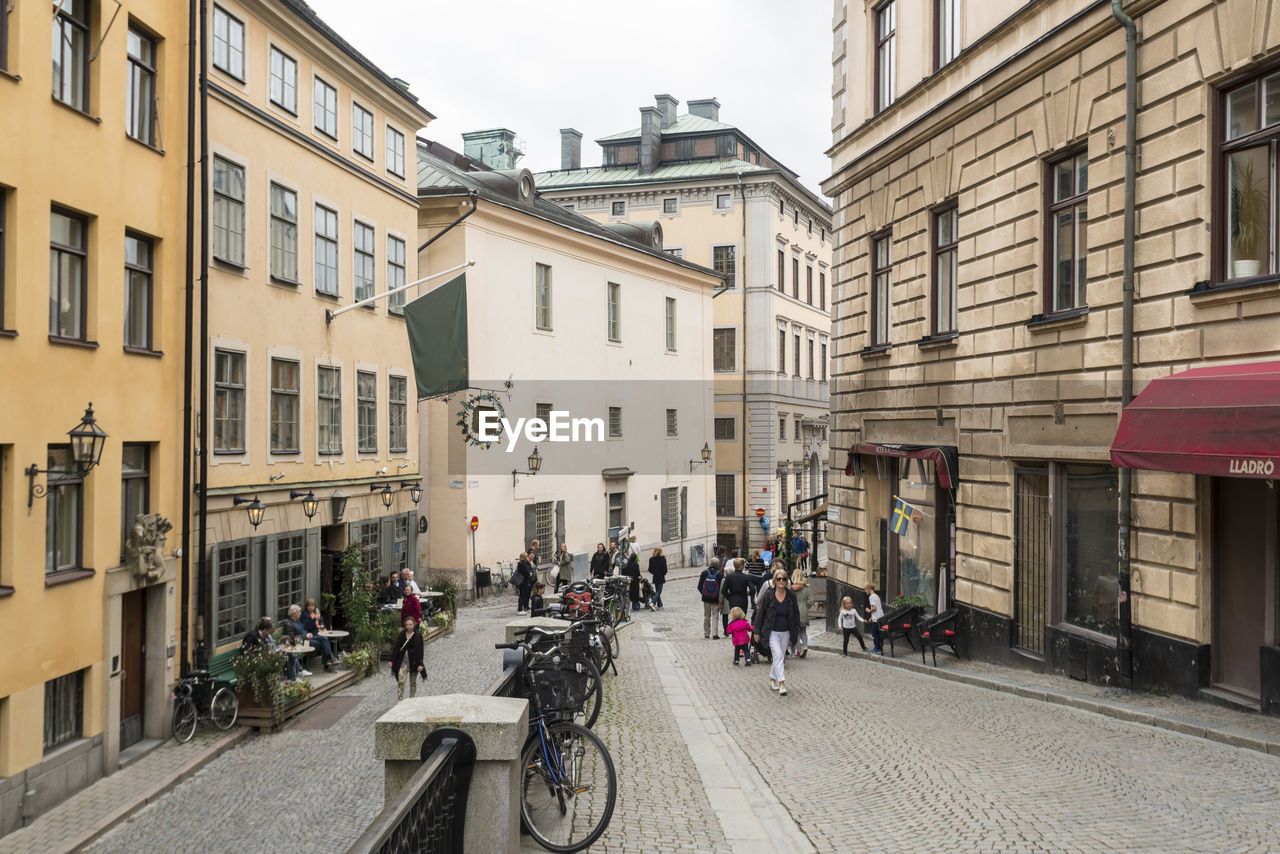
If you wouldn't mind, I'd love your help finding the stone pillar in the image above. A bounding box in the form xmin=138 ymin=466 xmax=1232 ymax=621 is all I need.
xmin=504 ymin=616 xmax=568 ymax=643
xmin=375 ymin=694 xmax=528 ymax=854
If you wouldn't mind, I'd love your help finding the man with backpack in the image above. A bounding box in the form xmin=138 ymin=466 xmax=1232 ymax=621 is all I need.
xmin=697 ymin=557 xmax=724 ymax=639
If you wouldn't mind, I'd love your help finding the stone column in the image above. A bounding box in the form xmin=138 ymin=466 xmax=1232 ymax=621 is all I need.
xmin=374 ymin=694 xmax=528 ymax=854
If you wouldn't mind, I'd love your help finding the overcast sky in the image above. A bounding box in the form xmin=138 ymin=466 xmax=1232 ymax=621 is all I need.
xmin=306 ymin=0 xmax=834 ymax=196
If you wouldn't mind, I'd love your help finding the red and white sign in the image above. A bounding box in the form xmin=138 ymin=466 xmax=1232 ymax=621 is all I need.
xmin=469 ymin=516 xmax=479 ymax=531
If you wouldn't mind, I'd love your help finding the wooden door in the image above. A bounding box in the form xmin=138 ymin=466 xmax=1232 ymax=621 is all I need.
xmin=120 ymin=589 xmax=146 ymax=749
xmin=1213 ymin=478 xmax=1268 ymax=698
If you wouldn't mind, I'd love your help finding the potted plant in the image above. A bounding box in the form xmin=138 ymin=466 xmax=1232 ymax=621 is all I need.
xmin=1231 ymin=155 xmax=1268 ymax=278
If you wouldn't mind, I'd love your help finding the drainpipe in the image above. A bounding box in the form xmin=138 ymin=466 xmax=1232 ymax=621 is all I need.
xmin=1112 ymin=0 xmax=1137 ymax=686
xmin=195 ymin=0 xmax=211 ymax=668
xmin=735 ymin=173 xmax=749 ymax=554
xmin=179 ymin=0 xmax=198 ymax=676
xmin=416 ymin=191 xmax=479 ymax=255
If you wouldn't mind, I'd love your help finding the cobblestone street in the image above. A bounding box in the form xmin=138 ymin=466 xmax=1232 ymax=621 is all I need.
xmin=84 ymin=574 xmax=1280 ymax=853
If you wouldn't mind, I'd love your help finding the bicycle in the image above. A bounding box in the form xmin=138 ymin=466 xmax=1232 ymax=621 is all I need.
xmin=494 ymin=560 xmax=513 ymax=595
xmin=496 ymin=634 xmax=617 ymax=853
xmin=512 ymin=623 xmax=604 ymax=727
xmin=170 ymin=669 xmax=238 ymax=743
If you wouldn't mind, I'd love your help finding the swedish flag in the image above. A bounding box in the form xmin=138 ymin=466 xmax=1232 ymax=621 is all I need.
xmin=890 ymin=497 xmax=914 ymax=536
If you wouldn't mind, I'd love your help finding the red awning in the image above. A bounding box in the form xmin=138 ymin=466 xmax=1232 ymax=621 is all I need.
xmin=847 ymin=443 xmax=959 ymax=489
xmin=1110 ymin=361 xmax=1280 ymax=479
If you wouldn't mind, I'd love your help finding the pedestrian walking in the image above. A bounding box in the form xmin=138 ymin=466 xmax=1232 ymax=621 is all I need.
xmin=753 ymin=568 xmax=800 ymax=695
xmin=590 ymin=543 xmax=610 ymax=579
xmin=863 ymin=582 xmax=884 ymax=655
xmin=648 ymin=547 xmax=668 ymax=609
xmin=514 ymin=552 xmax=534 ymax=614
xmin=391 ymin=616 xmax=426 ymax=701
xmin=720 ymin=558 xmax=758 ymax=627
xmin=790 ymin=570 xmax=812 ymax=657
xmin=554 ymin=543 xmax=573 ymax=593
xmin=837 ymin=596 xmax=866 ymax=654
xmin=725 ymin=606 xmax=754 ymax=666
xmin=697 ymin=558 xmax=723 ymax=639
xmin=623 ymin=550 xmax=642 ymax=610
xmin=400 ymin=584 xmax=421 ymax=628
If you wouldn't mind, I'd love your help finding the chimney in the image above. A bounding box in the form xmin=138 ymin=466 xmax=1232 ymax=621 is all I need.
xmin=687 ymin=98 xmax=720 ymax=122
xmin=655 ymin=94 xmax=679 ymax=129
xmin=460 ymin=128 xmax=520 ymax=170
xmin=639 ymin=106 xmax=661 ymax=175
xmin=560 ymin=128 xmax=582 ymax=170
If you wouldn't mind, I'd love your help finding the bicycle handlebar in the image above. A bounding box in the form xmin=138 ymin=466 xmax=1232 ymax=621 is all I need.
xmin=494 ymin=642 xmax=519 ymax=650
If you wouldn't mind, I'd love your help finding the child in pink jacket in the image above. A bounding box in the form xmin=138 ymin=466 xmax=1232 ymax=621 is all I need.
xmin=726 ymin=606 xmax=754 ymax=666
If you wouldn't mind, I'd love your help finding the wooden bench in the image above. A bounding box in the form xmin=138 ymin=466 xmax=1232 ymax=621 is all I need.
xmin=877 ymin=605 xmax=922 ymax=657
xmin=919 ymin=609 xmax=962 ymax=666
xmin=186 ymin=647 xmax=239 ymax=688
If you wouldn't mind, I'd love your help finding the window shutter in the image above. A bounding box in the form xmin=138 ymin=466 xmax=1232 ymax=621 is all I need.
xmin=380 ymin=515 xmax=396 ymax=578
xmin=680 ymin=486 xmax=688 ymax=539
xmin=250 ymin=535 xmax=267 ymax=628
xmin=305 ymin=527 xmax=321 ymax=600
xmin=406 ymin=512 xmax=419 ymax=573
xmin=524 ymin=504 xmax=537 ymax=558
xmin=265 ymin=532 xmax=282 ymax=620
xmin=555 ymin=500 xmax=566 ymax=551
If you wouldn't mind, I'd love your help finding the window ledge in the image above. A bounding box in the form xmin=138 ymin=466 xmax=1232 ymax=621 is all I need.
xmin=51 ymin=96 xmax=101 ymax=123
xmin=126 ymin=135 xmax=164 ymax=156
xmin=0 ymin=69 xmax=20 ymax=83
xmin=269 ymin=275 xmax=302 ymax=288
xmin=1026 ymin=307 xmax=1089 ymax=332
xmin=213 ymin=449 xmax=246 ymax=456
xmin=123 ymin=345 xmax=163 ymax=358
xmin=0 ymin=585 xmax=14 ymax=598
xmin=1187 ymin=275 xmax=1280 ymax=305
xmin=0 ymin=329 xmax=16 ymax=338
xmin=212 ymin=257 xmax=247 ymax=272
xmin=314 ymin=290 xmax=340 ymax=302
xmin=917 ymin=331 xmax=959 ymax=350
xmin=388 ymin=309 xmax=405 ymax=318
xmin=859 ymin=344 xmax=892 ymax=359
xmin=49 ymin=335 xmax=99 ymax=350
xmin=45 ymin=568 xmax=95 ymax=587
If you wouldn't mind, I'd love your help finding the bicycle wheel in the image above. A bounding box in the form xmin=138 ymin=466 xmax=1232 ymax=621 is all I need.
xmin=521 ymin=720 xmax=617 ymax=853
xmin=575 ymin=658 xmax=602 ymax=730
xmin=210 ymin=685 xmax=239 ymax=730
xmin=602 ymin=623 xmax=620 ymax=662
xmin=171 ymin=696 xmax=198 ymax=743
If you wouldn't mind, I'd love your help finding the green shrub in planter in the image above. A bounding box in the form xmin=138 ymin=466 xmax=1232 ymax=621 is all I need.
xmin=281 ymin=680 xmax=311 ymax=703
xmin=232 ymin=646 xmax=288 ymax=725
xmin=889 ymin=593 xmax=930 ymax=613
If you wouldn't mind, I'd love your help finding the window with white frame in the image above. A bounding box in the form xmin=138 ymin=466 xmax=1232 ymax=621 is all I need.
xmin=353 ymin=221 xmax=375 ymax=303
xmin=872 ymin=232 xmax=892 ymax=346
xmin=43 ymin=670 xmax=84 ymax=753
xmin=712 ymin=245 xmax=736 ymax=286
xmin=268 ymin=183 xmax=298 ymax=281
xmin=387 ymin=235 xmax=406 ymax=313
xmin=610 ymin=200 xmax=626 ymax=216
xmin=608 ymin=492 xmax=626 ymax=532
xmin=274 ymin=534 xmax=305 ymax=620
xmin=663 ymin=197 xmax=678 ymax=214
xmin=214 ymin=541 xmax=250 ymax=645
xmin=313 ymin=77 xmax=337 ymax=138
xmin=666 ymin=408 xmax=678 ymax=437
xmin=357 ymin=370 xmax=377 ymax=453
xmin=875 ymin=1 xmax=896 ymax=113
xmin=212 ymin=5 xmax=244 ymax=80
xmin=389 ymin=376 xmax=408 ymax=453
xmin=820 ymin=339 xmax=828 ymax=382
xmin=778 ymin=415 xmax=787 ymax=441
xmin=318 ymin=365 xmax=342 ymax=454
xmin=792 ymin=329 xmax=801 ymax=377
xmin=352 ymin=103 xmax=374 ymax=160
xmin=716 ymin=193 xmax=731 ymax=211
xmin=665 ymin=297 xmax=677 ymax=351
xmin=777 ymin=322 xmax=787 ymax=373
xmin=45 ymin=446 xmax=82 ymax=573
xmin=213 ymin=349 xmax=245 ymax=453
xmin=713 ymin=327 xmax=736 ymax=372
xmin=314 ymin=205 xmax=339 ymax=295
xmin=535 ymin=263 xmax=552 ymax=330
xmin=660 ymin=487 xmax=681 ymax=542
xmin=270 ymin=357 xmax=300 ymax=454
xmin=935 ymin=0 xmax=959 ymax=69
xmin=608 ymin=406 xmax=622 ymax=438
xmin=715 ymin=474 xmax=735 ymax=517
xmin=386 ymin=126 xmax=405 ymax=177
xmin=269 ymin=46 xmax=297 ymax=114
xmin=607 ymin=281 xmax=621 ymax=342
xmin=714 ymin=417 xmax=735 ymax=440
xmin=212 ymin=156 xmax=245 ymax=265
xmin=807 ymin=333 xmax=815 ymax=379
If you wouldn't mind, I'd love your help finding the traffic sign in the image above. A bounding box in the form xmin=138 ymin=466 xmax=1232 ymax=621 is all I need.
xmin=755 ymin=507 xmax=766 ymax=517
xmin=469 ymin=516 xmax=479 ymax=531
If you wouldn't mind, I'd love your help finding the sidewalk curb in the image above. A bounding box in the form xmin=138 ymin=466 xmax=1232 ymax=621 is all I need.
xmin=807 ymin=640 xmax=1280 ymax=759
xmin=64 ymin=727 xmax=253 ymax=854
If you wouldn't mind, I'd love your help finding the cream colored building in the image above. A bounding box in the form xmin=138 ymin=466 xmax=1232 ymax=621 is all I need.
xmin=825 ymin=0 xmax=1280 ymax=709
xmin=415 ymin=139 xmax=723 ymax=589
xmin=198 ymin=0 xmax=430 ymax=657
xmin=534 ymin=99 xmax=833 ymax=555
xmin=0 ymin=0 xmax=190 ymax=830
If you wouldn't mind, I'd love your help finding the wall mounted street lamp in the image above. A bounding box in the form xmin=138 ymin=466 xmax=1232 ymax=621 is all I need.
xmin=512 ymin=446 xmax=543 ymax=487
xmin=689 ymin=441 xmax=713 ymax=473
xmin=331 ymin=491 xmax=349 ymax=523
xmin=26 ymin=403 xmax=109 ymax=508
xmin=372 ymin=483 xmax=395 ymax=508
xmin=401 ymin=481 xmax=422 ymax=505
xmin=290 ymin=489 xmax=319 ymax=520
xmin=234 ymin=495 xmax=266 ymax=529
xmin=803 ymin=456 xmax=811 ymax=470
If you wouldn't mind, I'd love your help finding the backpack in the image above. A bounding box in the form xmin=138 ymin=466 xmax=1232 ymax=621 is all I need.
xmin=699 ymin=569 xmax=721 ymax=601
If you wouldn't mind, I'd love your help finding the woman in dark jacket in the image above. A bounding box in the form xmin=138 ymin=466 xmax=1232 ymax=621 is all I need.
xmin=390 ymin=616 xmax=425 ymax=701
xmin=753 ymin=568 xmax=800 ymax=696
xmin=589 ymin=543 xmax=610 ymax=579
xmin=623 ymin=552 xmax=642 ymax=611
xmin=647 ymin=547 xmax=668 ymax=609
xmin=515 ymin=552 xmax=535 ymax=614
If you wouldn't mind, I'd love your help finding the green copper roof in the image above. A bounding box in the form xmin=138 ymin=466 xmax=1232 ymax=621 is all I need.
xmin=533 ymin=157 xmax=766 ymax=189
xmin=596 ymin=113 xmax=737 ymax=142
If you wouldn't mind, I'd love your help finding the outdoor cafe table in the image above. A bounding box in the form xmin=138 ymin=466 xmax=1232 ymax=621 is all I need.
xmin=277 ymin=643 xmax=313 ymax=656
xmin=319 ymin=629 xmax=348 ymax=656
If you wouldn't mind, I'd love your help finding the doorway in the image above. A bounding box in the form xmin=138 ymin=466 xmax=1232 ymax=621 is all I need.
xmin=119 ymin=589 xmax=146 ymax=750
xmin=1213 ymin=478 xmax=1278 ymax=699
xmin=884 ymin=458 xmax=951 ymax=611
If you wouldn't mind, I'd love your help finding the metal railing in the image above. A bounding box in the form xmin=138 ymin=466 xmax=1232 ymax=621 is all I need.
xmin=345 ymin=727 xmax=477 ymax=854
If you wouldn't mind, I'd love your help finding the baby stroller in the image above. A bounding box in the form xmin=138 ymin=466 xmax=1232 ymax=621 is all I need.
xmin=638 ymin=577 xmax=658 ymax=611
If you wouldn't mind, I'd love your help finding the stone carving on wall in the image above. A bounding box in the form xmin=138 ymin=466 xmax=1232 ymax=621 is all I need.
xmin=125 ymin=514 xmax=172 ymax=584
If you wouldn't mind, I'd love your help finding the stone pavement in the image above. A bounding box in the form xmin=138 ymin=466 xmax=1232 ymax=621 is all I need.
xmin=30 ymin=573 xmax=1280 ymax=854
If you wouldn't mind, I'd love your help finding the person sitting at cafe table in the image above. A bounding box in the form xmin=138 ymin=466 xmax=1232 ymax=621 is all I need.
xmin=403 ymin=569 xmax=423 ymax=596
xmin=242 ymin=616 xmax=299 ymax=681
xmin=378 ymin=575 xmax=399 ymax=605
xmin=283 ymin=603 xmax=335 ymax=673
xmin=386 ymin=572 xmax=405 ymax=601
xmin=302 ymin=598 xmax=340 ymax=665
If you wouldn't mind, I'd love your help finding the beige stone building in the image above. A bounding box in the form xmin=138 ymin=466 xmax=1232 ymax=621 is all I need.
xmin=824 ymin=0 xmax=1280 ymax=710
xmin=534 ymin=99 xmax=833 ymax=554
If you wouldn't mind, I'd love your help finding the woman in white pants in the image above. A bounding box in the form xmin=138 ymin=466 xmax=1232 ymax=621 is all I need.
xmin=752 ymin=568 xmax=801 ymax=695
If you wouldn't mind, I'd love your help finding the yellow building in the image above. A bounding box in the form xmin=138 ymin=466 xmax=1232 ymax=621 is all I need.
xmin=535 ymin=98 xmax=833 ymax=554
xmin=0 ymin=0 xmax=191 ymax=830
xmin=197 ymin=0 xmax=431 ymax=660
